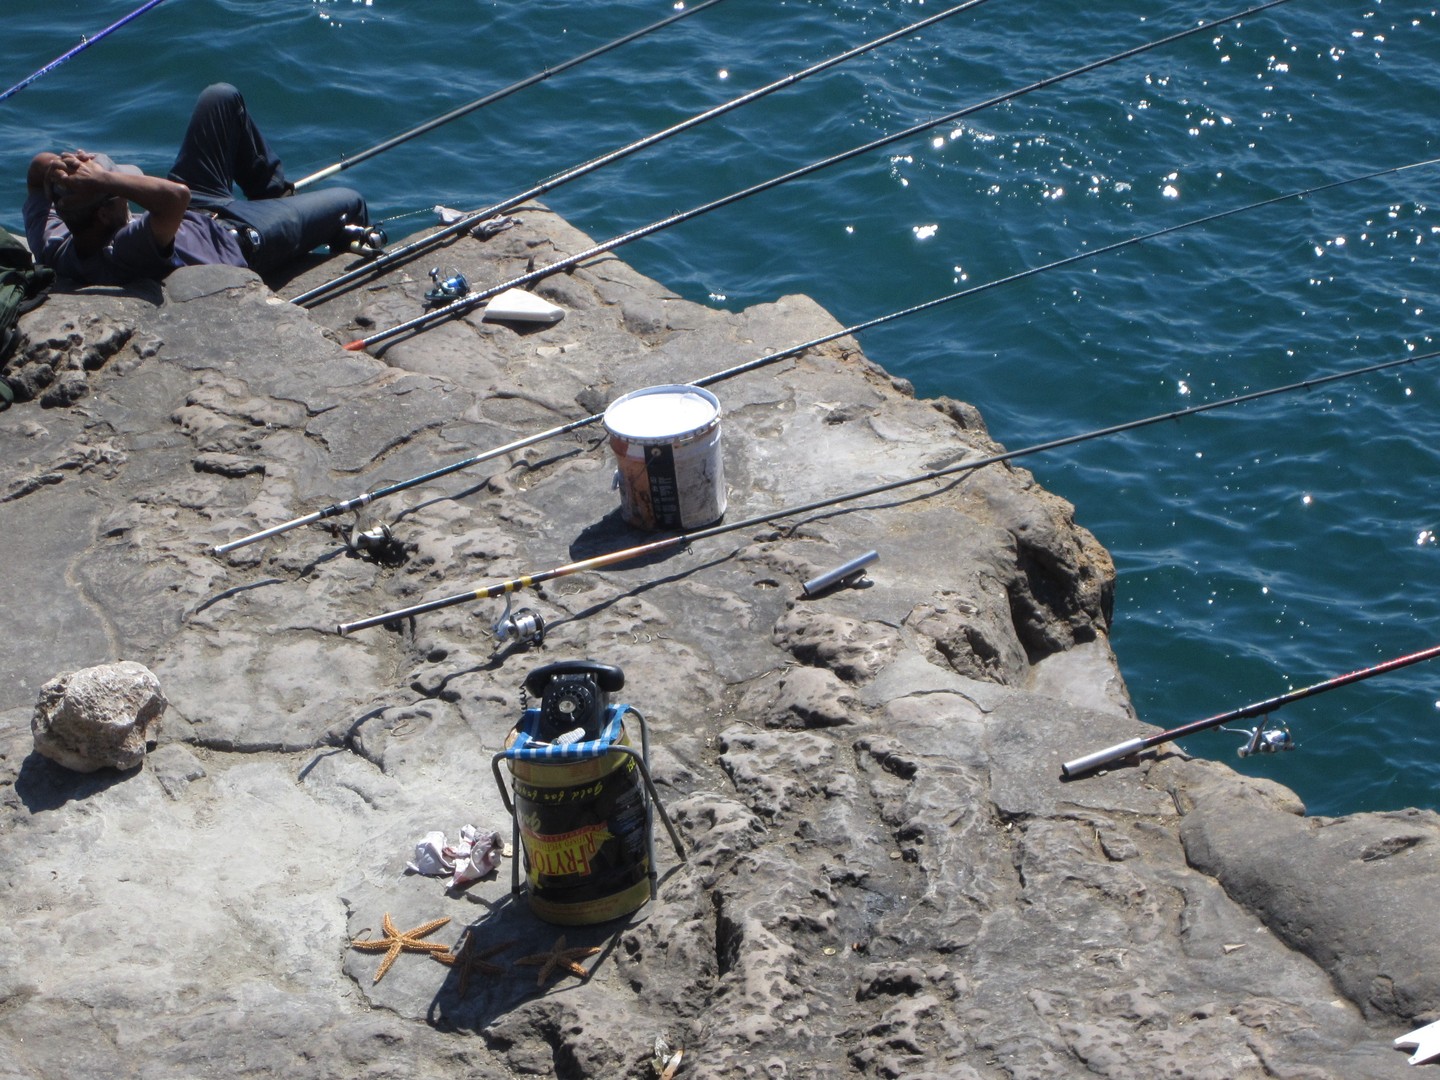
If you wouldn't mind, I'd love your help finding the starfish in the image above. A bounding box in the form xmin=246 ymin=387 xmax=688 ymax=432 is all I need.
xmin=514 ymin=934 xmax=601 ymax=987
xmin=434 ymin=929 xmax=516 ymax=995
xmin=349 ymin=913 xmax=452 ymax=984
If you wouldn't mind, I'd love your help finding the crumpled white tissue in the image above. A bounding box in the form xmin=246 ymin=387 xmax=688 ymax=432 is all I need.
xmin=406 ymin=830 xmax=452 ymax=876
xmin=450 ymin=826 xmax=505 ymax=889
xmin=406 ymin=825 xmax=505 ymax=888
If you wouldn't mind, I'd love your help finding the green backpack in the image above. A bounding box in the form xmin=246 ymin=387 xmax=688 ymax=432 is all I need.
xmin=0 ymin=224 xmax=54 ymax=406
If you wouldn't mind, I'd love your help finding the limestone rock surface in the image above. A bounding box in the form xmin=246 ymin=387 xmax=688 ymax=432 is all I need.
xmin=0 ymin=204 xmax=1434 ymax=1079
xmin=30 ymin=660 xmax=166 ymax=772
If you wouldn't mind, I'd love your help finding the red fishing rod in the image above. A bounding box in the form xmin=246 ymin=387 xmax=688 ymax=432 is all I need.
xmin=1061 ymin=644 xmax=1440 ymax=778
xmin=334 ymin=346 xmax=1440 ymax=636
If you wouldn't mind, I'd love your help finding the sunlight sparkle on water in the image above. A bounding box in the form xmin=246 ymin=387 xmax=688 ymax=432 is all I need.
xmin=913 ymin=224 xmax=938 ymax=240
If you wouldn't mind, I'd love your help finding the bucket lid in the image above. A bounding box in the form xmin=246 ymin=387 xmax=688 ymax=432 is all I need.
xmin=603 ymin=384 xmax=720 ymax=442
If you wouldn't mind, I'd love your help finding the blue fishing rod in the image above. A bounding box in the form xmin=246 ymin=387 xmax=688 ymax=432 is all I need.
xmin=0 ymin=0 xmax=171 ymax=105
xmin=290 ymin=0 xmax=732 ymax=190
xmin=1061 ymin=643 xmax=1440 ymax=778
xmin=210 ymin=154 xmax=1438 ymax=556
xmin=339 ymin=0 xmax=1298 ymax=352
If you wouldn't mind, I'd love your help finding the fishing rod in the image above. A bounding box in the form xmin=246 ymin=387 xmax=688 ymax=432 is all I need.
xmin=291 ymin=0 xmax=731 ymax=190
xmin=211 ymin=153 xmax=1440 ymax=557
xmin=288 ymin=0 xmax=1000 ymax=308
xmin=338 ymin=0 xmax=1297 ymax=352
xmin=335 ymin=345 xmax=1440 ymax=636
xmin=1061 ymin=643 xmax=1440 ymax=778
xmin=0 ymin=0 xmax=171 ymax=104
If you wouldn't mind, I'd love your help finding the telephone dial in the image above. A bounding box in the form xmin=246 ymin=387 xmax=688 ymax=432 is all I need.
xmin=524 ymin=660 xmax=625 ymax=743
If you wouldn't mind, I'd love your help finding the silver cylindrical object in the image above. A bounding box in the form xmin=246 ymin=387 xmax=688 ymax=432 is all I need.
xmin=802 ymin=550 xmax=878 ymax=597
xmin=1060 ymin=737 xmax=1147 ymax=779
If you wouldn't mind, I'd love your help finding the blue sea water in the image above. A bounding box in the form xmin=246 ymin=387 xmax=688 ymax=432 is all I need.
xmin=3 ymin=0 xmax=1438 ymax=816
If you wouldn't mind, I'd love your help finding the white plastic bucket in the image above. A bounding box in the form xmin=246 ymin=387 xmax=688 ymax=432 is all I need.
xmin=603 ymin=384 xmax=726 ymax=530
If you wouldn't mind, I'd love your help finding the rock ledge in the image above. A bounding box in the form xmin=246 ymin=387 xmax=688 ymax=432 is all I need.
xmin=1 ymin=206 xmax=1434 ymax=1079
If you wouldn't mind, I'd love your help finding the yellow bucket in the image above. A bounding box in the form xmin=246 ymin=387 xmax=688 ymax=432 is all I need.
xmin=498 ymin=712 xmax=652 ymax=925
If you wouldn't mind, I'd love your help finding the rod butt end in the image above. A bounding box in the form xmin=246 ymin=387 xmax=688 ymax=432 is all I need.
xmin=1060 ymin=737 xmax=1147 ymax=779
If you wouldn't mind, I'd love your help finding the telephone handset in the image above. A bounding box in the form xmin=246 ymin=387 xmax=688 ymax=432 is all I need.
xmin=524 ymin=660 xmax=625 ymax=697
xmin=524 ymin=660 xmax=625 ymax=743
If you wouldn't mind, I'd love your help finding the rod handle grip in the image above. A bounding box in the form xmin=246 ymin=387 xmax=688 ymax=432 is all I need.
xmin=1060 ymin=737 xmax=1147 ymax=779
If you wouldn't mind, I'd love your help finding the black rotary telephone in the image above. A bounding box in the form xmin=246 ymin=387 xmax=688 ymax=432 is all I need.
xmin=524 ymin=660 xmax=625 ymax=743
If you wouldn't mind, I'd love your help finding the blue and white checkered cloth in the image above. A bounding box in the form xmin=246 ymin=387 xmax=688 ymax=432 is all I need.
xmin=503 ymin=705 xmax=627 ymax=761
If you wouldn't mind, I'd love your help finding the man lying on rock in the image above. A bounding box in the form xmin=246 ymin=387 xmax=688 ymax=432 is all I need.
xmin=24 ymin=83 xmax=374 ymax=286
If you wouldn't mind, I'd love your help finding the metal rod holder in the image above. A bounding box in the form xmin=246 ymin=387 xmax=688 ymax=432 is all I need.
xmin=803 ymin=550 xmax=878 ymax=596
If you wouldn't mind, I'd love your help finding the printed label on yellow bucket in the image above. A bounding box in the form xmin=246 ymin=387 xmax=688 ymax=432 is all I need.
xmin=519 ymin=819 xmax=615 ymax=881
xmin=604 ymin=383 xmax=726 ymax=530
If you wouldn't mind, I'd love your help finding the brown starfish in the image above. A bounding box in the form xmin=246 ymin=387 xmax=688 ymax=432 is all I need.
xmin=515 ymin=933 xmax=601 ymax=987
xmin=434 ymin=929 xmax=516 ymax=995
xmin=349 ymin=913 xmax=452 ymax=984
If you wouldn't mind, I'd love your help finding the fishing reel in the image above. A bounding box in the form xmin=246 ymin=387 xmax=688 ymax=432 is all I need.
xmin=491 ymin=593 xmax=546 ymax=650
xmin=425 ymin=266 xmax=470 ymax=307
xmin=345 ymin=515 xmax=408 ymax=565
xmin=1220 ymin=721 xmax=1297 ymax=758
xmin=335 ymin=221 xmax=388 ymax=259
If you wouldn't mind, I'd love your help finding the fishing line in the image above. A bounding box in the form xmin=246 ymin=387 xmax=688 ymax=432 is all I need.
xmin=1062 ymin=641 xmax=1440 ymax=778
xmin=211 ymin=154 xmax=1438 ymax=556
xmin=290 ymin=0 xmax=733 ymax=190
xmin=334 ymin=345 xmax=1440 ymax=636
xmin=286 ymin=0 xmax=1007 ymax=308
xmin=337 ymin=0 xmax=1298 ymax=352
xmin=1301 ymin=685 xmax=1412 ymax=744
xmin=1 ymin=0 xmax=172 ymax=104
